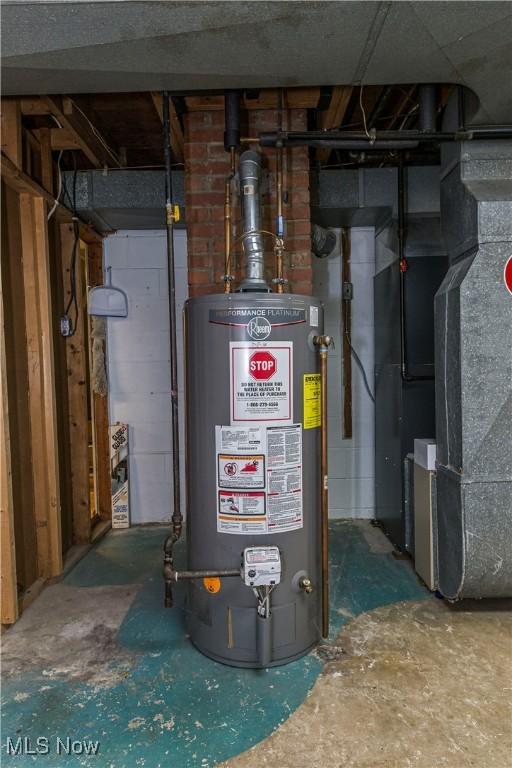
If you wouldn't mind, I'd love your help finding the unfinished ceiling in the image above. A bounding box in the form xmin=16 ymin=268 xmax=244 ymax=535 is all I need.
xmin=2 ymin=1 xmax=512 ymax=125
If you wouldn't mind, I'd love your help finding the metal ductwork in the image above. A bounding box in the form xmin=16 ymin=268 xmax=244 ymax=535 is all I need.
xmin=238 ymin=150 xmax=268 ymax=291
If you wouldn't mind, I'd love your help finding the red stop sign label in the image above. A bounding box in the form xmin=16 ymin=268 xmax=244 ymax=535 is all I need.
xmin=505 ymin=255 xmax=512 ymax=295
xmin=249 ymin=351 xmax=276 ymax=380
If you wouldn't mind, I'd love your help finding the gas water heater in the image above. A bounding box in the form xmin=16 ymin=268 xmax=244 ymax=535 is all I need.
xmin=163 ymin=127 xmax=330 ymax=668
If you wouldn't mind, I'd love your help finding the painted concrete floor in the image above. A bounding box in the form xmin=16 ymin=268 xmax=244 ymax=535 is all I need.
xmin=1 ymin=522 xmax=511 ymax=768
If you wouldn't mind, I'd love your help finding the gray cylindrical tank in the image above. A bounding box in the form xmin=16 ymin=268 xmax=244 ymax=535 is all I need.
xmin=185 ymin=292 xmax=323 ymax=667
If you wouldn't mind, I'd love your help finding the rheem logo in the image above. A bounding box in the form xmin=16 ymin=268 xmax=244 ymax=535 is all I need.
xmin=249 ymin=351 xmax=276 ymax=380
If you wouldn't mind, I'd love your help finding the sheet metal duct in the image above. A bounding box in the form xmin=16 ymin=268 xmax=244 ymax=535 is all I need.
xmin=435 ymin=138 xmax=512 ymax=598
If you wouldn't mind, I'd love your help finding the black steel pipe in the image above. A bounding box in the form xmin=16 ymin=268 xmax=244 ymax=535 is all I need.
xmin=259 ymin=127 xmax=512 ymax=147
xmin=418 ymin=85 xmax=437 ymax=133
xmin=224 ymin=90 xmax=241 ymax=151
xmin=398 ymin=158 xmax=434 ymax=383
xmin=162 ymin=90 xmax=183 ymax=607
xmin=166 ymin=569 xmax=240 ymax=581
xmin=303 ymin=139 xmax=419 ymax=150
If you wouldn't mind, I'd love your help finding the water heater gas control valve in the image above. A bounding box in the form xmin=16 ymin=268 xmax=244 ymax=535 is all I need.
xmin=242 ymin=546 xmax=281 ymax=587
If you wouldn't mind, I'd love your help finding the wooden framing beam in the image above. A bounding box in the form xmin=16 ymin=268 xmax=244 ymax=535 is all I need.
xmin=37 ymin=128 xmax=54 ymax=195
xmin=185 ymin=87 xmax=321 ymax=112
xmin=0 ymin=279 xmax=18 ymax=624
xmin=1 ymin=99 xmax=22 ymax=167
xmin=317 ymin=86 xmax=353 ymax=164
xmin=20 ymin=98 xmax=50 ymax=116
xmin=33 ymin=127 xmax=82 ymax=152
xmin=60 ymin=223 xmax=91 ymax=544
xmin=43 ymin=96 xmax=121 ymax=168
xmin=1 ymin=152 xmax=102 ymax=242
xmin=151 ymin=92 xmax=184 ymax=164
xmin=19 ymin=194 xmax=63 ymax=579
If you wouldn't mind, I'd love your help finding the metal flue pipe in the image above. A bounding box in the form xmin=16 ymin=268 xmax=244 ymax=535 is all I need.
xmin=419 ymin=85 xmax=437 ymax=133
xmin=238 ymin=150 xmax=268 ymax=291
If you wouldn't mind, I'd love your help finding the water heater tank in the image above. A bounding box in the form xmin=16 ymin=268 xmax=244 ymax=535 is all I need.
xmin=185 ymin=292 xmax=323 ymax=667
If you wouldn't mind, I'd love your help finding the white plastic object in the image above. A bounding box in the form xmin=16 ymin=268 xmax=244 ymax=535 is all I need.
xmin=414 ymin=438 xmax=437 ymax=471
xmin=242 ymin=546 xmax=281 ymax=587
xmin=88 ymin=267 xmax=128 ymax=318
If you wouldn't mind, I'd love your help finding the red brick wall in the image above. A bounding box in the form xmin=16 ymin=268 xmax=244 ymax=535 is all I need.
xmin=184 ymin=105 xmax=312 ymax=297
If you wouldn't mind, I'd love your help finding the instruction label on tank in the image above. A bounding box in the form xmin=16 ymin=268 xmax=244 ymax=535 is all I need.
xmin=230 ymin=341 xmax=293 ymax=424
xmin=266 ymin=424 xmax=303 ymax=532
xmin=216 ymin=425 xmax=264 ymax=453
xmin=303 ymin=373 xmax=321 ymax=429
xmin=215 ymin=423 xmax=302 ymax=534
xmin=218 ymin=490 xmax=266 ymax=534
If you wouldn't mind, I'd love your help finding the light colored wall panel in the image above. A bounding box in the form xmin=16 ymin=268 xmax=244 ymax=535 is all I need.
xmin=314 ymin=227 xmax=376 ymax=518
xmin=105 ymin=230 xmax=187 ymax=525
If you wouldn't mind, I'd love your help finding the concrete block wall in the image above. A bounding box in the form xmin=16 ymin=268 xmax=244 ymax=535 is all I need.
xmin=184 ymin=103 xmax=312 ymax=295
xmin=105 ymin=230 xmax=188 ymax=525
xmin=313 ymin=227 xmax=376 ymax=519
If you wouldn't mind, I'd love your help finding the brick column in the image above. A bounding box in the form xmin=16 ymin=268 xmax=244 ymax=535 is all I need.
xmin=184 ymin=103 xmax=312 ymax=296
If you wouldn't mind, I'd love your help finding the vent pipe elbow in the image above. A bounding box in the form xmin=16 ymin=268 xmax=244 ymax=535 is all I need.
xmin=238 ymin=150 xmax=268 ymax=291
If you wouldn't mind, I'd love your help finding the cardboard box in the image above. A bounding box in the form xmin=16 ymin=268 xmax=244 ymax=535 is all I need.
xmin=110 ymin=423 xmax=130 ymax=528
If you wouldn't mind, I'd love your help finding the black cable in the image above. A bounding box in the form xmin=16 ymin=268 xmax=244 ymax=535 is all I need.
xmin=61 ymin=154 xmax=80 ymax=337
xmin=344 ymin=301 xmax=375 ymax=403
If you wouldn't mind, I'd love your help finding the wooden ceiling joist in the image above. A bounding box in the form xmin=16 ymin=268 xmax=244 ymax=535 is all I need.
xmin=32 ymin=127 xmax=82 ymax=152
xmin=317 ymin=85 xmax=353 ymax=164
xmin=42 ymin=96 xmax=121 ymax=168
xmin=185 ymin=87 xmax=321 ymax=112
xmin=151 ymin=92 xmax=184 ymax=164
xmin=20 ymin=97 xmax=50 ymax=116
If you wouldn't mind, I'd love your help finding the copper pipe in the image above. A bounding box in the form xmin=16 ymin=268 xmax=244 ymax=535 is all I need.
xmin=274 ymin=242 xmax=284 ymax=293
xmin=274 ymin=144 xmax=285 ymax=292
xmin=314 ymin=334 xmax=332 ymax=638
xmin=274 ymin=90 xmax=286 ymax=293
xmin=224 ymin=178 xmax=232 ymax=293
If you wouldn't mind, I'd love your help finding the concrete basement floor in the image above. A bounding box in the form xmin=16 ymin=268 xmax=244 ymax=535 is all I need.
xmin=1 ymin=522 xmax=511 ymax=768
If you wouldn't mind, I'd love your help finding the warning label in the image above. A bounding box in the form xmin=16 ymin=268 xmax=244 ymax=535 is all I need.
xmin=266 ymin=424 xmax=303 ymax=532
xmin=230 ymin=342 xmax=293 ymax=424
xmin=215 ymin=423 xmax=302 ymax=535
xmin=218 ymin=454 xmax=265 ymax=489
xmin=218 ymin=490 xmax=266 ymax=534
xmin=303 ymin=373 xmax=321 ymax=429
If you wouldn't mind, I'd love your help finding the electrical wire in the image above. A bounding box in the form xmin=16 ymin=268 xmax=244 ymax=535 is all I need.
xmin=61 ymin=155 xmax=80 ymax=337
xmin=68 ymin=98 xmax=122 ymax=167
xmin=359 ymin=85 xmax=371 ymax=139
xmin=344 ymin=301 xmax=375 ymax=403
xmin=46 ymin=149 xmax=63 ymax=221
xmin=46 ymin=114 xmax=64 ymax=220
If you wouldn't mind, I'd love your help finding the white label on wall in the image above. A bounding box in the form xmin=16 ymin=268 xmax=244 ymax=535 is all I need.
xmin=309 ymin=305 xmax=319 ymax=327
xmin=230 ymin=341 xmax=293 ymax=424
xmin=215 ymin=423 xmax=303 ymax=535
